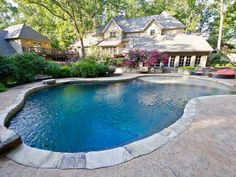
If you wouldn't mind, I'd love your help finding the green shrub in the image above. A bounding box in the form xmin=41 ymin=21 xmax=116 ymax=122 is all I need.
xmin=78 ymin=59 xmax=99 ymax=78
xmin=0 ymin=55 xmax=16 ymax=84
xmin=45 ymin=61 xmax=62 ymax=78
xmin=108 ymin=65 xmax=116 ymax=75
xmin=76 ymin=59 xmax=112 ymax=78
xmin=207 ymin=52 xmax=235 ymax=68
xmin=207 ymin=53 xmax=236 ymax=68
xmin=179 ymin=66 xmax=195 ymax=71
xmin=97 ymin=64 xmax=109 ymax=77
xmin=0 ymin=83 xmax=7 ymax=92
xmin=60 ymin=65 xmax=72 ymax=78
xmin=1 ymin=52 xmax=116 ymax=86
xmin=70 ymin=62 xmax=81 ymax=77
xmin=11 ymin=52 xmax=47 ymax=83
xmin=214 ymin=62 xmax=236 ymax=69
xmin=45 ymin=62 xmax=78 ymax=78
xmin=98 ymin=57 xmax=125 ymax=66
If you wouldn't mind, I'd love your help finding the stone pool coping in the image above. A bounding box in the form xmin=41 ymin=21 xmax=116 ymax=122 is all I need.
xmin=0 ymin=74 xmax=236 ymax=169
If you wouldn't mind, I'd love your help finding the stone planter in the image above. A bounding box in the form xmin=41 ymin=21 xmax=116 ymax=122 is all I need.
xmin=178 ymin=68 xmax=194 ymax=75
xmin=149 ymin=67 xmax=163 ymax=74
xmin=122 ymin=67 xmax=137 ymax=73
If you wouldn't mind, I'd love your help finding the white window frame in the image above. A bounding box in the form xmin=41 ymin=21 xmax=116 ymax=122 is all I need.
xmin=169 ymin=56 xmax=175 ymax=67
xmin=110 ymin=32 xmax=116 ymax=38
xmin=179 ymin=56 xmax=185 ymax=67
xmin=185 ymin=56 xmax=191 ymax=66
xmin=150 ymin=29 xmax=155 ymax=36
xmin=195 ymin=56 xmax=201 ymax=66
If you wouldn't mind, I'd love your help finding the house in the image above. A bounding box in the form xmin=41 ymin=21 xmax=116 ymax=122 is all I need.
xmin=71 ymin=11 xmax=213 ymax=67
xmin=0 ymin=24 xmax=51 ymax=56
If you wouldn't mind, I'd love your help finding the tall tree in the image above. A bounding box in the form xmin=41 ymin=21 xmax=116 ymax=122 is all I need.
xmin=17 ymin=0 xmax=123 ymax=57
xmin=15 ymin=2 xmax=75 ymax=49
xmin=224 ymin=1 xmax=236 ymax=39
xmin=0 ymin=0 xmax=18 ymax=29
xmin=214 ymin=0 xmax=235 ymax=50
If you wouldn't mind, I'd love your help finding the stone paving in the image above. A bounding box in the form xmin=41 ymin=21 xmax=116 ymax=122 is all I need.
xmin=0 ymin=74 xmax=236 ymax=177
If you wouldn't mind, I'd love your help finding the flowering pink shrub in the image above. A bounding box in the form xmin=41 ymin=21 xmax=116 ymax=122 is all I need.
xmin=146 ymin=50 xmax=161 ymax=66
xmin=161 ymin=53 xmax=169 ymax=65
xmin=123 ymin=49 xmax=169 ymax=68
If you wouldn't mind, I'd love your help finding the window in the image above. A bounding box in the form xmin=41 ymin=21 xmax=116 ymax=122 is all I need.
xmin=170 ymin=56 xmax=175 ymax=67
xmin=33 ymin=42 xmax=41 ymax=47
xmin=179 ymin=56 xmax=185 ymax=67
xmin=195 ymin=56 xmax=201 ymax=66
xmin=110 ymin=32 xmax=116 ymax=38
xmin=150 ymin=29 xmax=155 ymax=36
xmin=185 ymin=56 xmax=191 ymax=66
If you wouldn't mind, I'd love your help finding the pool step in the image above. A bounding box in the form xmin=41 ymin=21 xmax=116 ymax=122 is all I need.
xmin=42 ymin=79 xmax=56 ymax=85
xmin=0 ymin=126 xmax=22 ymax=154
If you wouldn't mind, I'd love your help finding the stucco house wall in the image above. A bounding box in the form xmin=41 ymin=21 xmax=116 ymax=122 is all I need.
xmin=20 ymin=38 xmax=51 ymax=49
xmin=103 ymin=21 xmax=123 ymax=41
xmin=143 ymin=21 xmax=162 ymax=36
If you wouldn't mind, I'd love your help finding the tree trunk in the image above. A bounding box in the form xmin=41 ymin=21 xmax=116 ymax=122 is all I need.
xmin=79 ymin=37 xmax=85 ymax=58
xmin=217 ymin=0 xmax=224 ymax=51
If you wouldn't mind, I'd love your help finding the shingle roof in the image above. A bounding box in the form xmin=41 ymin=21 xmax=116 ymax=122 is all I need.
xmin=98 ymin=11 xmax=186 ymax=33
xmin=98 ymin=40 xmax=122 ymax=46
xmin=155 ymin=12 xmax=186 ymax=29
xmin=0 ymin=30 xmax=16 ymax=55
xmin=4 ymin=24 xmax=50 ymax=42
xmin=125 ymin=34 xmax=213 ymax=52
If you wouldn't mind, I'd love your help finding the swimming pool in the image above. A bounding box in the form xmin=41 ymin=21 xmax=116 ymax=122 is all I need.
xmin=7 ymin=77 xmax=236 ymax=152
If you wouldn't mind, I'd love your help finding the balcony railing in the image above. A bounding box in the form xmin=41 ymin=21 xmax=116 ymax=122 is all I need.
xmin=22 ymin=46 xmax=78 ymax=56
xmin=22 ymin=46 xmax=79 ymax=61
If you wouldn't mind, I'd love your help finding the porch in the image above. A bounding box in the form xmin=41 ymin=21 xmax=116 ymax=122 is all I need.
xmin=22 ymin=47 xmax=79 ymax=61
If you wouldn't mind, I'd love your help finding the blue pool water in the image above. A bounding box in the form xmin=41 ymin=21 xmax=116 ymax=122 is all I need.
xmin=8 ymin=78 xmax=236 ymax=152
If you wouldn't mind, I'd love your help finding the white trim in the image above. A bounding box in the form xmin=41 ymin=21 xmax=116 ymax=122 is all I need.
xmin=101 ymin=19 xmax=123 ymax=33
xmin=142 ymin=19 xmax=164 ymax=31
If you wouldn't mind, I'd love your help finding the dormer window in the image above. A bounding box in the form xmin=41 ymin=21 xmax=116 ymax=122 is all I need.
xmin=110 ymin=32 xmax=116 ymax=38
xmin=150 ymin=29 xmax=155 ymax=36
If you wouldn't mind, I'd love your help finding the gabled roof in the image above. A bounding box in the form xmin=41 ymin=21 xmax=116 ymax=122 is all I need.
xmin=0 ymin=30 xmax=16 ymax=55
xmin=125 ymin=34 xmax=213 ymax=52
xmin=142 ymin=19 xmax=162 ymax=31
xmin=97 ymin=11 xmax=186 ymax=34
xmin=101 ymin=19 xmax=124 ymax=33
xmin=4 ymin=24 xmax=50 ymax=42
xmin=155 ymin=11 xmax=185 ymax=29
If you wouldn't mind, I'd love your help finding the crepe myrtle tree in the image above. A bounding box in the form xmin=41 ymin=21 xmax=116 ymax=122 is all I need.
xmin=123 ymin=49 xmax=169 ymax=68
xmin=17 ymin=0 xmax=124 ymax=57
